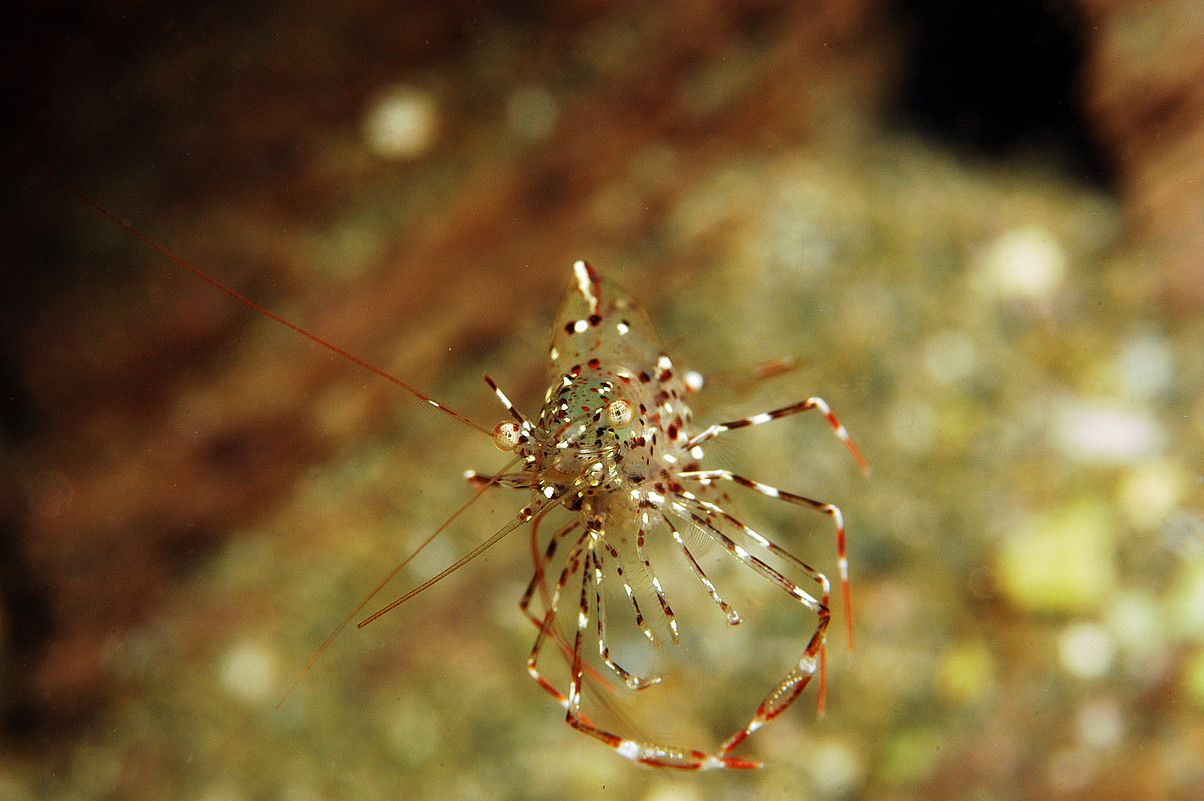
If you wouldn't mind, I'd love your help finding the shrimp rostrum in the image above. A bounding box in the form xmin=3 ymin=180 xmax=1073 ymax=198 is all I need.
xmin=453 ymin=262 xmax=868 ymax=771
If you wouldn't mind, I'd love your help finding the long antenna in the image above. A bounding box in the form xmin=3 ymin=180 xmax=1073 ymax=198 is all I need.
xmin=276 ymin=454 xmax=522 ymax=707
xmin=359 ymin=498 xmax=564 ymax=628
xmin=40 ymin=165 xmax=493 ymax=438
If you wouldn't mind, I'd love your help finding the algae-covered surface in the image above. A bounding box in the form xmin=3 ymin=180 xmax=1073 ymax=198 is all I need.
xmin=4 ymin=3 xmax=1202 ymax=801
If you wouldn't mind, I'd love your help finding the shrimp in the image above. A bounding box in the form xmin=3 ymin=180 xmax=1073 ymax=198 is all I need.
xmin=52 ymin=172 xmax=866 ymax=769
xmin=362 ymin=261 xmax=869 ymax=770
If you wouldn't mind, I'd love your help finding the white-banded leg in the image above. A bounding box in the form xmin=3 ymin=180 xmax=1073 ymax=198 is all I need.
xmin=519 ymin=519 xmax=581 ymax=628
xmin=635 ymin=526 xmax=680 ymax=644
xmin=667 ymin=496 xmax=831 ymax=754
xmin=564 ymin=537 xmax=761 ymax=771
xmin=676 ymin=492 xmax=833 ymax=711
xmin=666 ymin=500 xmax=828 ymax=619
xmin=589 ymin=549 xmax=660 ymax=690
xmin=525 ymin=531 xmax=591 ymax=709
xmin=521 ymin=519 xmax=622 ymax=691
xmin=720 ymin=622 xmax=828 ymax=756
xmin=660 ymin=512 xmax=742 ymax=625
xmin=525 ymin=520 xmax=646 ymax=731
xmin=465 ymin=469 xmax=534 ymax=490
xmin=688 ymin=396 xmax=870 ymax=476
xmin=680 ymin=469 xmax=855 ymax=650
xmin=483 ymin=375 xmax=534 ymax=430
xmin=600 ymin=539 xmax=661 ymax=647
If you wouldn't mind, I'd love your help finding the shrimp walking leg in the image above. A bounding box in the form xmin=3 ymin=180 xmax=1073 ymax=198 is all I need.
xmin=688 ymin=396 xmax=869 ymax=476
xmin=563 ymin=539 xmax=762 ymax=771
xmin=680 ymin=469 xmax=856 ymax=649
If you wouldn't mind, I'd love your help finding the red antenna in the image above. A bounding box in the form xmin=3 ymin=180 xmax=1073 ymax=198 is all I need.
xmin=40 ymin=165 xmax=493 ymax=438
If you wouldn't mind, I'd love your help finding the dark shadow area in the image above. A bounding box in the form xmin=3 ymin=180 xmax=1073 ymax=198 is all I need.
xmin=890 ymin=0 xmax=1112 ymax=185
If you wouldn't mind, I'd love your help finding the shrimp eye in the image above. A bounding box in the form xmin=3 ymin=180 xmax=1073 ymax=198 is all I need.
xmin=606 ymin=398 xmax=635 ymax=429
xmin=492 ymin=421 xmax=522 ymax=451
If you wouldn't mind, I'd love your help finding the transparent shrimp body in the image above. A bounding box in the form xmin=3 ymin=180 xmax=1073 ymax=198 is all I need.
xmin=497 ymin=263 xmax=695 ymax=509
xmin=500 ymin=262 xmax=868 ymax=771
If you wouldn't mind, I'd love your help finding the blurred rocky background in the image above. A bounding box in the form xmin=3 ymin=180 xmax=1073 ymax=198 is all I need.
xmin=2 ymin=1 xmax=1200 ymax=799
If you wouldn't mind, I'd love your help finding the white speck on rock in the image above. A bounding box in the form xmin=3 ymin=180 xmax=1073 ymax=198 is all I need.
xmin=220 ymin=641 xmax=276 ymax=704
xmin=976 ymin=225 xmax=1066 ymax=301
xmin=1058 ymin=623 xmax=1115 ymax=679
xmin=363 ymin=85 xmax=439 ymax=160
xmin=806 ymin=739 xmax=864 ymax=796
xmin=1075 ymin=698 xmax=1124 ymax=750
xmin=1115 ymin=331 xmax=1174 ymax=399
xmin=1053 ymin=398 xmax=1166 ymax=465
